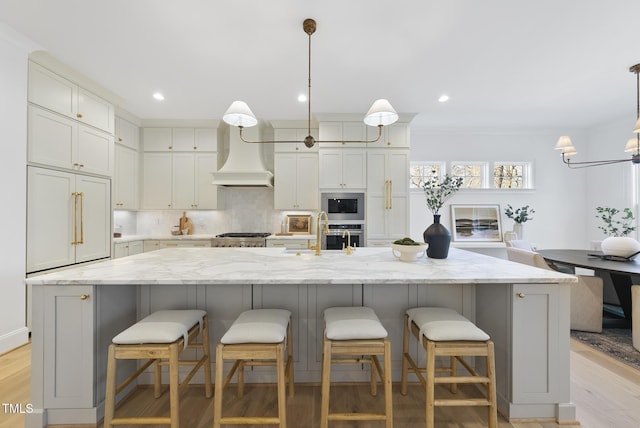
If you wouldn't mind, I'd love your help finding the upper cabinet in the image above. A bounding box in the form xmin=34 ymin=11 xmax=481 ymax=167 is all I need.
xmin=318 ymin=148 xmax=367 ymax=189
xmin=366 ymin=123 xmax=410 ymax=148
xmin=114 ymin=117 xmax=139 ymax=150
xmin=143 ymin=127 xmax=218 ymax=151
xmin=28 ymin=105 xmax=114 ymax=177
xmin=28 ymin=61 xmax=114 ymax=134
xmin=318 ymin=122 xmax=367 ymax=147
xmin=273 ymin=128 xmax=319 ymax=152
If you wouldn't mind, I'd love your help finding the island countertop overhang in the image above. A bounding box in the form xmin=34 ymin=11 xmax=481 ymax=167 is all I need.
xmin=25 ymin=247 xmax=577 ymax=286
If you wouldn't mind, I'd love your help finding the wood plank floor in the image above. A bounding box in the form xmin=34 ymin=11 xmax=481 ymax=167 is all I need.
xmin=1 ymin=339 xmax=639 ymax=427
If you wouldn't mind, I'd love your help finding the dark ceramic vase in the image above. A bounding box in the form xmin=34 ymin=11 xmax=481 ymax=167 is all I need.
xmin=423 ymin=214 xmax=451 ymax=259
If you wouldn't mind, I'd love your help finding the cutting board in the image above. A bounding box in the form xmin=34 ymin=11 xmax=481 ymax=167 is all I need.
xmin=179 ymin=212 xmax=193 ymax=235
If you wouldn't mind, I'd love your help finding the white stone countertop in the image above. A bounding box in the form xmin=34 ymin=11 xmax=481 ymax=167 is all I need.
xmin=26 ymin=247 xmax=576 ymax=286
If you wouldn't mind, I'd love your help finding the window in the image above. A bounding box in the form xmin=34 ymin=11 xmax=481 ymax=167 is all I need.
xmin=493 ymin=162 xmax=527 ymax=189
xmin=410 ymin=161 xmax=533 ymax=190
xmin=451 ymin=162 xmax=487 ymax=188
xmin=409 ymin=162 xmax=445 ymax=188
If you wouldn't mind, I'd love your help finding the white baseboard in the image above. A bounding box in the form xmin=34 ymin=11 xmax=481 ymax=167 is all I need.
xmin=0 ymin=326 xmax=29 ymax=355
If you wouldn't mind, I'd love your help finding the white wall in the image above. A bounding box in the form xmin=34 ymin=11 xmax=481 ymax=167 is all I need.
xmin=0 ymin=27 xmax=30 ymax=353
xmin=409 ymin=128 xmax=590 ymax=249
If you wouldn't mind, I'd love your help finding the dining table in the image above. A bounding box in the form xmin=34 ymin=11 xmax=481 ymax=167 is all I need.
xmin=538 ymin=249 xmax=640 ymax=325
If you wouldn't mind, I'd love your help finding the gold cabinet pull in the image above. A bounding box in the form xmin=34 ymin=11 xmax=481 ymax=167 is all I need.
xmin=517 ymin=292 xmax=525 ymax=298
xmin=76 ymin=113 xmax=83 ymax=118
xmin=80 ymin=294 xmax=90 ymax=300
xmin=389 ymin=180 xmax=393 ymax=209
xmin=78 ymin=192 xmax=84 ymax=244
xmin=71 ymin=192 xmax=79 ymax=245
xmin=118 ymin=137 xmax=123 ymax=142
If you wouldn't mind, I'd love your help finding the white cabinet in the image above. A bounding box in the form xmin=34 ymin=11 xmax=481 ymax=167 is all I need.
xmin=366 ymin=150 xmax=409 ymax=242
xmin=318 ymin=148 xmax=366 ymax=189
xmin=143 ymin=127 xmax=218 ymax=151
xmin=28 ymin=61 xmax=114 ymax=134
xmin=28 ymin=105 xmax=114 ymax=177
xmin=143 ymin=239 xmax=211 ymax=252
xmin=114 ymin=241 xmax=143 ymax=258
xmin=114 ymin=145 xmax=138 ymax=209
xmin=27 ymin=167 xmax=111 ymax=273
xmin=114 ymin=117 xmax=139 ymax=150
xmin=274 ymin=153 xmax=319 ymax=210
xmin=318 ymin=121 xmax=367 ymax=147
xmin=366 ymin=123 xmax=410 ymax=148
xmin=266 ymin=236 xmax=317 ymax=249
xmin=143 ymin=152 xmax=223 ymax=210
xmin=273 ymin=128 xmax=319 ymax=152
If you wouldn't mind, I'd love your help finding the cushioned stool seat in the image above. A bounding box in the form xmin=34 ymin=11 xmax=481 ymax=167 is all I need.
xmin=104 ymin=310 xmax=212 ymax=428
xmin=321 ymin=306 xmax=392 ymax=428
xmin=213 ymin=309 xmax=294 ymax=428
xmin=401 ymin=307 xmax=497 ymax=428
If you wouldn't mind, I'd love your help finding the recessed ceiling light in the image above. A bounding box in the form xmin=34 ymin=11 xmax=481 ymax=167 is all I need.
xmin=297 ymin=94 xmax=307 ymax=102
xmin=153 ymin=92 xmax=165 ymax=101
xmin=438 ymin=94 xmax=449 ymax=103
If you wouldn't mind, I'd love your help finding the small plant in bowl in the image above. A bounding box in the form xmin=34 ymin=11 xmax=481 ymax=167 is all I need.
xmin=391 ymin=237 xmax=427 ymax=262
xmin=595 ymin=206 xmax=640 ymax=259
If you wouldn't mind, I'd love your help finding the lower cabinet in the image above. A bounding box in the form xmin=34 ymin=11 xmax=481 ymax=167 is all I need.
xmin=113 ymin=240 xmax=143 ymax=258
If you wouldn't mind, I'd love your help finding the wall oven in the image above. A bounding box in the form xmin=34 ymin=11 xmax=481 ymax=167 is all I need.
xmin=321 ymin=192 xmax=364 ymax=222
xmin=322 ymin=224 xmax=365 ymax=250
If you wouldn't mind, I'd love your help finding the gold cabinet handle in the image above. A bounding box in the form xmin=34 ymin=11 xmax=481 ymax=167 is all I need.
xmin=76 ymin=113 xmax=83 ymax=118
xmin=80 ymin=294 xmax=90 ymax=300
xmin=78 ymin=192 xmax=84 ymax=244
xmin=118 ymin=137 xmax=123 ymax=142
xmin=389 ymin=180 xmax=393 ymax=209
xmin=71 ymin=192 xmax=79 ymax=245
xmin=517 ymin=292 xmax=525 ymax=298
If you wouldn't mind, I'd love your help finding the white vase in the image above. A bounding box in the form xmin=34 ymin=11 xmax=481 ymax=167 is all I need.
xmin=600 ymin=236 xmax=640 ymax=259
xmin=512 ymin=223 xmax=524 ymax=240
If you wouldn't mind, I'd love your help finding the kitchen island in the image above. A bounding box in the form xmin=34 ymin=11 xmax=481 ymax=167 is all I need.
xmin=26 ymin=247 xmax=577 ymax=427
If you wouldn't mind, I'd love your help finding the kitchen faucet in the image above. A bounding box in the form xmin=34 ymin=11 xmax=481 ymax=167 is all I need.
xmin=309 ymin=211 xmax=329 ymax=256
xmin=342 ymin=230 xmax=355 ymax=255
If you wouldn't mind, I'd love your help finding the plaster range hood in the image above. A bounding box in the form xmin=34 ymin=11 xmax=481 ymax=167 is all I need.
xmin=211 ymin=124 xmax=274 ymax=187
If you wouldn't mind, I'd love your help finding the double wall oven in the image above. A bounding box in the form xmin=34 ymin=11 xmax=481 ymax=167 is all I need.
xmin=320 ymin=192 xmax=365 ymax=250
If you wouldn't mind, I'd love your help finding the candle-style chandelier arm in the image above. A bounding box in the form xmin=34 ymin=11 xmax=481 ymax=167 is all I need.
xmin=237 ymin=124 xmax=384 ymax=147
xmin=555 ymin=63 xmax=640 ymax=169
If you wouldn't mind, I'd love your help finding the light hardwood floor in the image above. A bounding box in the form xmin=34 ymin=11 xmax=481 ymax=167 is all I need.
xmin=1 ymin=339 xmax=639 ymax=427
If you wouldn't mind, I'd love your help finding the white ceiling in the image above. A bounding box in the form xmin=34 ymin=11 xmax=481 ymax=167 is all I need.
xmin=1 ymin=0 xmax=640 ymax=131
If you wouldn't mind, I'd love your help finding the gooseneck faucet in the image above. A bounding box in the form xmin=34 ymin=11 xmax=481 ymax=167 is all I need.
xmin=309 ymin=211 xmax=329 ymax=256
xmin=342 ymin=229 xmax=355 ymax=255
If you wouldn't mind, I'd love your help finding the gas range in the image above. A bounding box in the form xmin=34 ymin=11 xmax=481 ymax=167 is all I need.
xmin=211 ymin=233 xmax=271 ymax=248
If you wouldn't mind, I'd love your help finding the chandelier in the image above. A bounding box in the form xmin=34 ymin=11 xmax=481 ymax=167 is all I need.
xmin=554 ymin=63 xmax=640 ymax=168
xmin=221 ymin=18 xmax=399 ymax=148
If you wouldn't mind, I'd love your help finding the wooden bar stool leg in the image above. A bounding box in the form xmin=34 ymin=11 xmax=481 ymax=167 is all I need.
xmin=370 ymin=355 xmax=378 ymax=396
xmin=203 ymin=316 xmax=213 ymax=398
xmin=277 ymin=343 xmax=287 ymax=428
xmin=383 ymin=339 xmax=393 ymax=428
xmin=401 ymin=314 xmax=409 ymax=395
xmin=104 ymin=344 xmax=116 ymax=428
xmin=487 ymin=342 xmax=498 ymax=428
xmin=450 ymin=356 xmax=457 ymax=394
xmin=237 ymin=360 xmax=245 ymax=398
xmin=426 ymin=340 xmax=436 ymax=428
xmin=320 ymin=336 xmax=332 ymax=428
xmin=154 ymin=359 xmax=162 ymax=398
xmin=169 ymin=343 xmax=179 ymax=428
xmin=287 ymin=319 xmax=294 ymax=398
xmin=213 ymin=343 xmax=224 ymax=428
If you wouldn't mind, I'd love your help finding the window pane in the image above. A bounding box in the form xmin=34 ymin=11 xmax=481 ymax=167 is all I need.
xmin=451 ymin=164 xmax=484 ymax=188
xmin=410 ymin=163 xmax=441 ymax=188
xmin=494 ymin=163 xmax=524 ymax=189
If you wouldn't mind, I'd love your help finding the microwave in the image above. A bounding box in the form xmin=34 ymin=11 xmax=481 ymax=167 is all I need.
xmin=321 ymin=192 xmax=365 ymax=221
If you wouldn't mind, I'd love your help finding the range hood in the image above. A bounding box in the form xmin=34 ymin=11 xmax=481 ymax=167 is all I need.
xmin=211 ymin=124 xmax=274 ymax=187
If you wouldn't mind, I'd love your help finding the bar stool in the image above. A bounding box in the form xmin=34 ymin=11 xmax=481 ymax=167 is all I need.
xmin=213 ymin=309 xmax=293 ymax=428
xmin=400 ymin=307 xmax=497 ymax=428
xmin=321 ymin=306 xmax=393 ymax=428
xmin=104 ymin=309 xmax=212 ymax=428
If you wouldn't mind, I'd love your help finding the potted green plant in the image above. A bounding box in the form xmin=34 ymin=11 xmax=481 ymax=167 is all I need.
xmin=596 ymin=206 xmax=640 ymax=259
xmin=504 ymin=204 xmax=535 ymax=240
xmin=422 ymin=174 xmax=464 ymax=259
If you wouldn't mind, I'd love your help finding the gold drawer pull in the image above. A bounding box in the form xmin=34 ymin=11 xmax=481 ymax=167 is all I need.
xmin=517 ymin=292 xmax=525 ymax=298
xmin=80 ymin=294 xmax=90 ymax=300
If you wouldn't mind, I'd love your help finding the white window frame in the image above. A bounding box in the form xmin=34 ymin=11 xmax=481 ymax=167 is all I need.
xmin=409 ymin=160 xmax=534 ymax=190
xmin=409 ymin=161 xmax=446 ymax=189
xmin=450 ymin=161 xmax=489 ymax=189
xmin=491 ymin=161 xmax=533 ymax=189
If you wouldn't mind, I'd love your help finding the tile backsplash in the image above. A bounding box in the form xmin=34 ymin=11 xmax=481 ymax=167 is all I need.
xmin=114 ymin=188 xmax=314 ymax=237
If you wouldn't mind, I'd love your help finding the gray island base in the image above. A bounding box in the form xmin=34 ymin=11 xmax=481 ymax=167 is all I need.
xmin=26 ymin=247 xmax=578 ymax=427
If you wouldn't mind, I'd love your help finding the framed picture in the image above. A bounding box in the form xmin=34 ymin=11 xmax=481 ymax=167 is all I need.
xmin=450 ymin=205 xmax=503 ymax=242
xmin=286 ymin=214 xmax=312 ymax=234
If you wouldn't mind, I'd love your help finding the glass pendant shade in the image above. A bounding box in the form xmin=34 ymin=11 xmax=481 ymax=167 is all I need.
xmin=223 ymin=101 xmax=258 ymax=127
xmin=363 ymin=99 xmax=399 ymax=126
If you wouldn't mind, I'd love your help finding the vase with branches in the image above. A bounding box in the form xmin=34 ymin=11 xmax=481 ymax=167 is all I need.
xmin=422 ymin=174 xmax=463 ymax=259
xmin=595 ymin=206 xmax=640 ymax=259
